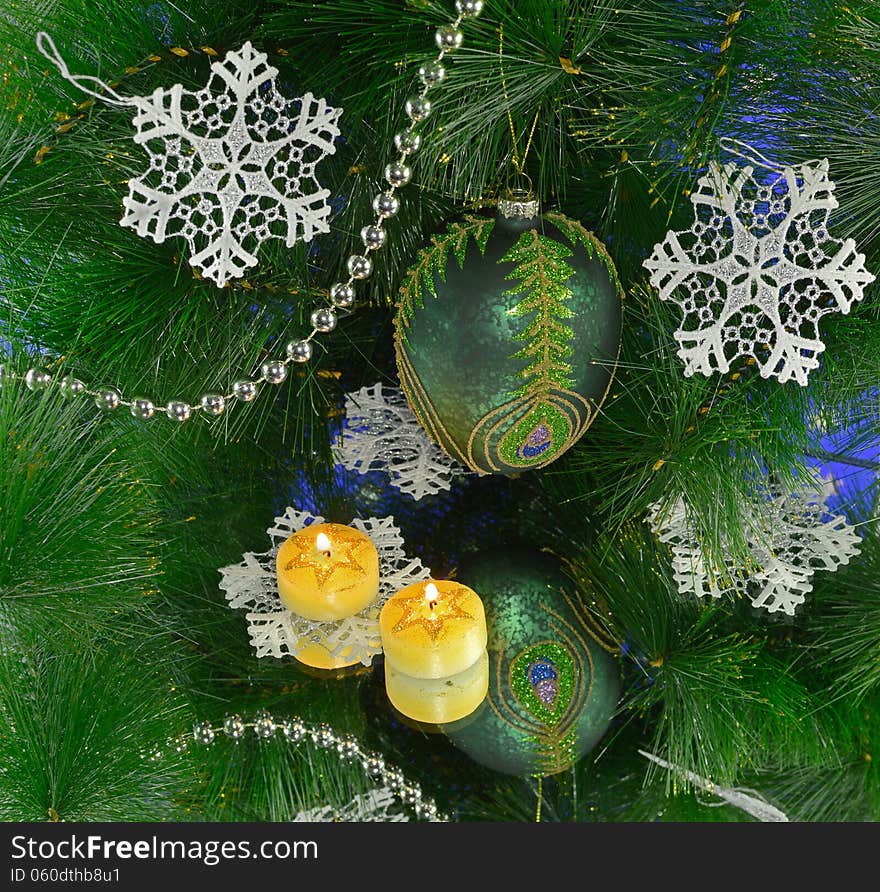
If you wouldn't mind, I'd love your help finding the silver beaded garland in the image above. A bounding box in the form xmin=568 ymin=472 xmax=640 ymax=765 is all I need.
xmin=383 ymin=767 xmax=406 ymax=792
xmin=282 ymin=718 xmax=307 ymax=742
xmin=364 ymin=754 xmax=385 ymax=779
xmin=330 ymin=281 xmax=356 ymax=306
xmin=336 ymin=735 xmax=360 ymax=761
xmin=394 ymin=130 xmax=421 ymax=155
xmin=418 ymin=59 xmax=446 ymax=86
xmin=59 ymin=376 xmax=86 ymax=398
xmin=25 ymin=368 xmax=52 ymax=392
xmin=311 ymin=308 xmax=337 ymax=333
xmin=199 ymin=393 xmax=226 ymax=416
xmin=180 ymin=713 xmax=447 ymax=821
xmin=261 ymin=359 xmax=288 ymax=385
xmin=347 ymin=254 xmax=372 ymax=280
xmin=95 ymin=387 xmax=121 ymax=411
xmin=401 ymin=783 xmax=422 ymax=805
xmin=384 ymin=161 xmax=412 ymax=188
xmin=435 ymin=24 xmax=463 ymax=52
xmin=223 ymin=714 xmax=246 ymax=740
xmin=254 ymin=712 xmax=276 ymax=739
xmin=130 ymin=397 xmax=155 ymax=420
xmin=286 ymin=339 xmax=313 ymax=363
xmin=415 ymin=799 xmax=439 ymax=820
xmin=456 ymin=0 xmax=483 ymax=16
xmin=360 ymin=225 xmax=387 ymax=252
xmin=165 ymin=400 xmax=192 ymax=422
xmin=313 ymin=724 xmax=336 ymax=749
xmin=405 ymin=94 xmax=432 ymax=122
xmin=232 ymin=379 xmax=259 ymax=402
xmin=193 ymin=721 xmax=215 ymax=745
xmin=373 ymin=191 xmax=400 ymax=219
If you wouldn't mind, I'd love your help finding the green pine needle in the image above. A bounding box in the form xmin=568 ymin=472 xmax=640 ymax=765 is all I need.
xmin=0 ymin=643 xmax=189 ymax=821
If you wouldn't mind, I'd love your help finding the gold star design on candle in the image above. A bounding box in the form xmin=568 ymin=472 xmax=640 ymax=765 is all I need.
xmin=391 ymin=584 xmax=474 ymax=641
xmin=283 ymin=527 xmax=369 ymax=590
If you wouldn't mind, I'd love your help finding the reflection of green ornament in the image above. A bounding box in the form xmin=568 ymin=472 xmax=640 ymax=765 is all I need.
xmin=394 ymin=198 xmax=622 ymax=476
xmin=443 ymin=549 xmax=620 ymax=777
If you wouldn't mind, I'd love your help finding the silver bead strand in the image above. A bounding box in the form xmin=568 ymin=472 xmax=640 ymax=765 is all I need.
xmin=25 ymin=368 xmax=52 ymax=392
xmin=182 ymin=713 xmax=449 ymax=822
xmin=299 ymin=1 xmax=479 ymax=377
xmin=7 ymin=2 xmax=481 ymax=426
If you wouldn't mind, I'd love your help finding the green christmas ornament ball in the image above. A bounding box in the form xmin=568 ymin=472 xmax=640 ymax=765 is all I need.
xmin=394 ymin=196 xmax=622 ymax=475
xmin=442 ymin=549 xmax=620 ymax=777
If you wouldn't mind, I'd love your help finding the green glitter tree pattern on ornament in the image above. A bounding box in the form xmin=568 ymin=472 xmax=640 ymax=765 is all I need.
xmin=396 ymin=215 xmax=495 ymax=338
xmin=505 ymin=230 xmax=578 ymax=398
xmin=394 ymin=207 xmax=622 ymax=475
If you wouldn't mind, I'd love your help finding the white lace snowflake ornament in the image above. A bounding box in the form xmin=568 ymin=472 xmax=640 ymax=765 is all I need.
xmin=292 ymin=787 xmax=410 ymax=822
xmin=647 ymin=473 xmax=860 ymax=615
xmin=37 ymin=33 xmax=341 ymax=287
xmin=219 ymin=508 xmax=431 ymax=665
xmin=644 ymin=144 xmax=874 ymax=385
xmin=334 ymin=383 xmax=464 ymax=500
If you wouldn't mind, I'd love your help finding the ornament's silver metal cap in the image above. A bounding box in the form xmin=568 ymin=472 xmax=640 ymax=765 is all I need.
xmin=498 ymin=189 xmax=540 ymax=220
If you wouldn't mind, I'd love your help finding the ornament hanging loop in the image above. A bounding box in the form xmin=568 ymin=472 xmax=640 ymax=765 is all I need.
xmin=505 ymin=166 xmax=534 ymax=196
xmin=498 ymin=24 xmax=540 ymax=188
xmin=500 ymin=168 xmax=538 ymax=218
xmin=36 ymin=32 xmax=133 ymax=107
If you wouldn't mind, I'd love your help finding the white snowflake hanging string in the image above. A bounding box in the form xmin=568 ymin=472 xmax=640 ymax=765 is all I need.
xmin=644 ymin=140 xmax=874 ymax=385
xmin=292 ymin=787 xmax=410 ymax=822
xmin=647 ymin=471 xmax=860 ymax=615
xmin=37 ymin=33 xmax=341 ymax=287
xmin=334 ymin=383 xmax=464 ymax=500
xmin=220 ymin=507 xmax=430 ymax=665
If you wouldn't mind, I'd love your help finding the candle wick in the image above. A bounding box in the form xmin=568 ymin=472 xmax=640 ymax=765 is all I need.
xmin=428 ymin=600 xmax=437 ymax=612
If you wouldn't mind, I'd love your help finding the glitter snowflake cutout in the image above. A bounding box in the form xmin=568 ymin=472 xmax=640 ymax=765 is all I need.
xmin=644 ymin=155 xmax=874 ymax=384
xmin=647 ymin=473 xmax=860 ymax=615
xmin=334 ymin=383 xmax=464 ymax=500
xmin=118 ymin=43 xmax=341 ymax=286
xmin=219 ymin=508 xmax=430 ymax=665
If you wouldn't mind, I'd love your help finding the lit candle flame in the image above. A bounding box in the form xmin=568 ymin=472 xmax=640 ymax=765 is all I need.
xmin=315 ymin=531 xmax=332 ymax=557
xmin=425 ymin=581 xmax=439 ymax=612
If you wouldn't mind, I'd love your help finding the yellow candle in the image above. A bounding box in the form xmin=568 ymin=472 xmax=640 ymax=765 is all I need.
xmin=385 ymin=651 xmax=489 ymax=724
xmin=276 ymin=522 xmax=379 ymax=622
xmin=293 ymin=639 xmax=360 ymax=671
xmin=292 ymin=607 xmax=382 ymax=671
xmin=379 ymin=579 xmax=487 ymax=678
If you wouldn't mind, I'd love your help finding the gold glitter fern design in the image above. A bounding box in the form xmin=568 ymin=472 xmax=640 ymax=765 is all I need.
xmin=543 ymin=211 xmax=622 ymax=295
xmin=396 ymin=215 xmax=495 ymax=341
xmin=503 ymin=230 xmax=578 ymax=399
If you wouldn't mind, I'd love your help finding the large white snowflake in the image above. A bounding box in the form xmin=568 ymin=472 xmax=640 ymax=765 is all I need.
xmin=334 ymin=383 xmax=464 ymax=500
xmin=647 ymin=473 xmax=860 ymax=615
xmin=120 ymin=42 xmax=341 ymax=286
xmin=219 ymin=507 xmax=430 ymax=665
xmin=644 ymin=157 xmax=874 ymax=385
